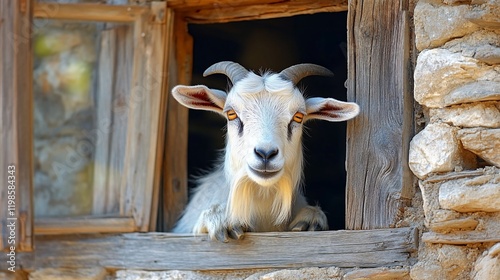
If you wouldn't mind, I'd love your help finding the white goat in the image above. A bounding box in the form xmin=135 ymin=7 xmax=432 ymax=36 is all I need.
xmin=171 ymin=61 xmax=359 ymax=242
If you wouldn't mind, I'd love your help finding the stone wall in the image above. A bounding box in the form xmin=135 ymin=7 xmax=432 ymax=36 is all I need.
xmin=409 ymin=0 xmax=500 ymax=279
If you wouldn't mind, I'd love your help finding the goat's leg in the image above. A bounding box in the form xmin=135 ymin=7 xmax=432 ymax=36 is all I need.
xmin=193 ymin=204 xmax=246 ymax=242
xmin=289 ymin=205 xmax=328 ymax=231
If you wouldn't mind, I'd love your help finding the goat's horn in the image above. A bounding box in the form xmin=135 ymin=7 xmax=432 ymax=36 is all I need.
xmin=279 ymin=64 xmax=334 ymax=85
xmin=203 ymin=61 xmax=249 ymax=85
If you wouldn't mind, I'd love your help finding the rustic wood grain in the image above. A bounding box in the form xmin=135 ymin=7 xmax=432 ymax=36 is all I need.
xmin=33 ymin=2 xmax=147 ymax=23
xmin=345 ymin=0 xmax=413 ymax=230
xmin=0 ymin=0 xmax=34 ymax=252
xmin=166 ymin=0 xmax=286 ymax=10
xmin=120 ymin=6 xmax=168 ymax=232
xmin=159 ymin=14 xmax=191 ymax=231
xmin=179 ymin=0 xmax=348 ymax=23
xmin=35 ymin=217 xmax=135 ymax=235
xmin=93 ymin=28 xmax=116 ymax=215
xmin=149 ymin=6 xmax=175 ymax=231
xmin=107 ymin=25 xmax=134 ymax=215
xmin=5 ymin=228 xmax=417 ymax=270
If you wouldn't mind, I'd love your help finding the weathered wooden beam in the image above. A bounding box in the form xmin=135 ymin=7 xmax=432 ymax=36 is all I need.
xmin=178 ymin=0 xmax=348 ymax=24
xmin=120 ymin=5 xmax=168 ymax=232
xmin=5 ymin=228 xmax=417 ymax=270
xmin=0 ymin=0 xmax=34 ymax=252
xmin=33 ymin=3 xmax=147 ymax=22
xmin=149 ymin=6 xmax=175 ymax=232
xmin=159 ymin=13 xmax=191 ymax=231
xmin=345 ymin=0 xmax=414 ymax=230
xmin=35 ymin=217 xmax=136 ymax=235
xmin=166 ymin=0 xmax=285 ymax=10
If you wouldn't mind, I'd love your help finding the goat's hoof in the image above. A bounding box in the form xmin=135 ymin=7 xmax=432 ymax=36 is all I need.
xmin=290 ymin=221 xmax=325 ymax=231
xmin=211 ymin=224 xmax=246 ymax=242
xmin=288 ymin=206 xmax=329 ymax=231
xmin=213 ymin=229 xmax=229 ymax=243
xmin=228 ymin=225 xmax=245 ymax=240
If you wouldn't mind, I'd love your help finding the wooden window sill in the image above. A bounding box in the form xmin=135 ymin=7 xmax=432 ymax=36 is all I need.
xmin=5 ymin=227 xmax=417 ymax=271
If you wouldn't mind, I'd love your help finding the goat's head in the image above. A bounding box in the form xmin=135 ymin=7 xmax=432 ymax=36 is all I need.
xmin=172 ymin=62 xmax=359 ymax=189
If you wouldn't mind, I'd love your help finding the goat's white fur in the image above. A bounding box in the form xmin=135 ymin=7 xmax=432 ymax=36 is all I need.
xmin=171 ymin=64 xmax=359 ymax=241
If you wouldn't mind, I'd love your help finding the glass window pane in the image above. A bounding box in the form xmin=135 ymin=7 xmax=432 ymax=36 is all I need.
xmin=33 ymin=20 xmax=133 ymax=218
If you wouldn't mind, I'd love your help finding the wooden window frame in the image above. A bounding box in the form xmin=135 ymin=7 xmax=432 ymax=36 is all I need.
xmin=1 ymin=0 xmax=416 ymax=272
xmin=1 ymin=0 xmax=170 ymax=245
xmin=161 ymin=0 xmax=415 ymax=232
xmin=30 ymin=1 xmax=170 ymax=236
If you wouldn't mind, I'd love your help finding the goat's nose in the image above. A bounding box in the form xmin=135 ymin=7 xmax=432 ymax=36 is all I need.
xmin=254 ymin=147 xmax=279 ymax=162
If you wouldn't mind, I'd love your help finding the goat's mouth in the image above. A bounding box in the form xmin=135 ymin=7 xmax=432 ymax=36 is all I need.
xmin=248 ymin=166 xmax=282 ymax=180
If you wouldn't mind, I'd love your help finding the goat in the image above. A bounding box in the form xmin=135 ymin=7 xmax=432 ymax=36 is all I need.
xmin=171 ymin=61 xmax=359 ymax=242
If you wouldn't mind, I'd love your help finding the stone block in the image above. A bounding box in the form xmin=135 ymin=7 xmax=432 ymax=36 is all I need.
xmin=249 ymin=267 xmax=343 ymax=280
xmin=410 ymin=244 xmax=472 ymax=280
xmin=458 ymin=128 xmax=500 ymax=166
xmin=422 ymin=212 xmax=500 ymax=244
xmin=467 ymin=1 xmax=500 ymax=29
xmin=409 ymin=123 xmax=476 ymax=179
xmin=414 ymin=48 xmax=500 ymax=108
xmin=0 ymin=272 xmax=17 ymax=280
xmin=444 ymin=30 xmax=500 ymax=65
xmin=115 ymin=270 xmax=212 ymax=280
xmin=115 ymin=269 xmax=272 ymax=280
xmin=442 ymin=0 xmax=472 ymax=4
xmin=429 ymin=217 xmax=479 ymax=232
xmin=343 ymin=267 xmax=410 ymax=280
xmin=472 ymin=243 xmax=500 ymax=280
xmin=429 ymin=101 xmax=500 ymax=128
xmin=29 ymin=267 xmax=107 ymax=280
xmin=419 ymin=180 xmax=441 ymax=224
xmin=439 ymin=169 xmax=500 ymax=212
xmin=415 ymin=0 xmax=480 ymax=50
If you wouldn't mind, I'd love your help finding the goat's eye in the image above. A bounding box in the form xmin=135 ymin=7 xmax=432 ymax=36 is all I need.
xmin=292 ymin=112 xmax=304 ymax=123
xmin=227 ymin=109 xmax=238 ymax=121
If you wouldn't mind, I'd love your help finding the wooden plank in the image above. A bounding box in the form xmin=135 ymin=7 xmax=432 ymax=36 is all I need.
xmin=179 ymin=0 xmax=348 ymax=24
xmin=0 ymin=0 xmax=34 ymax=252
xmin=33 ymin=3 xmax=147 ymax=22
xmin=149 ymin=6 xmax=176 ymax=231
xmin=35 ymin=217 xmax=136 ymax=235
xmin=92 ymin=28 xmax=116 ymax=215
xmin=6 ymin=228 xmax=417 ymax=270
xmin=167 ymin=0 xmax=286 ymax=10
xmin=92 ymin=24 xmax=134 ymax=216
xmin=121 ymin=5 xmax=168 ymax=231
xmin=345 ymin=0 xmax=413 ymax=230
xmin=107 ymin=25 xmax=134 ymax=215
xmin=120 ymin=13 xmax=149 ymax=218
xmin=159 ymin=14 xmax=191 ymax=231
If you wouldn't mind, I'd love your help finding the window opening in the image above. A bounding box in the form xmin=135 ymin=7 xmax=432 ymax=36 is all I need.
xmin=187 ymin=12 xmax=348 ymax=230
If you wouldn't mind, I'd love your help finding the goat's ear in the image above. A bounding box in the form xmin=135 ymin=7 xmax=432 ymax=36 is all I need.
xmin=172 ymin=85 xmax=227 ymax=114
xmin=305 ymin=97 xmax=360 ymax=122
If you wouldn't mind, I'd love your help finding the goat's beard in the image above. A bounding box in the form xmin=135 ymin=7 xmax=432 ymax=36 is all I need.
xmin=226 ymin=168 xmax=298 ymax=230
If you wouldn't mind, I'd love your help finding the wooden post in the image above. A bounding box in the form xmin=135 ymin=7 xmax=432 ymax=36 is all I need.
xmin=0 ymin=0 xmax=34 ymax=251
xmin=159 ymin=13 xmax=192 ymax=231
xmin=120 ymin=2 xmax=169 ymax=232
xmin=345 ymin=0 xmax=413 ymax=230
